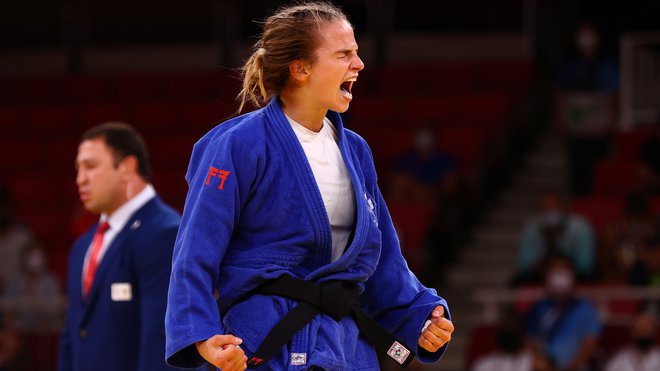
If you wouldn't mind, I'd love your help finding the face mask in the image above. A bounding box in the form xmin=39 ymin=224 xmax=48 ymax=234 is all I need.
xmin=634 ymin=336 xmax=655 ymax=352
xmin=414 ymin=131 xmax=435 ymax=153
xmin=25 ymin=252 xmax=45 ymax=274
xmin=547 ymin=269 xmax=574 ymax=294
xmin=541 ymin=211 xmax=562 ymax=227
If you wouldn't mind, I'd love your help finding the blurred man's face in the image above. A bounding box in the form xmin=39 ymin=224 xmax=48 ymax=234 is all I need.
xmin=75 ymin=138 xmax=127 ymax=215
xmin=632 ymin=314 xmax=656 ymax=339
xmin=575 ymin=25 xmax=600 ymax=57
xmin=539 ymin=194 xmax=562 ymax=213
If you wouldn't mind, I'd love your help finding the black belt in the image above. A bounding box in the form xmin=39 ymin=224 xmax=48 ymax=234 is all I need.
xmin=244 ymin=275 xmax=415 ymax=368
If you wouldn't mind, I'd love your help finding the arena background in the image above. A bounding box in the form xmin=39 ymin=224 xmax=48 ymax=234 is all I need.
xmin=1 ymin=0 xmax=660 ymax=370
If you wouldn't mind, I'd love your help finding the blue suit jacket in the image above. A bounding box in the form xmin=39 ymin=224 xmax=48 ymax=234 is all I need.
xmin=58 ymin=196 xmax=182 ymax=371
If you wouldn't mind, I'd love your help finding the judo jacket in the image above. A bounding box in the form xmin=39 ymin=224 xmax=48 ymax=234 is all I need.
xmin=165 ymin=97 xmax=450 ymax=370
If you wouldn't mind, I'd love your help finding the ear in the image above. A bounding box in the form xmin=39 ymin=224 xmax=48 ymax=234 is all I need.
xmin=119 ymin=156 xmax=138 ymax=176
xmin=289 ymin=59 xmax=310 ymax=83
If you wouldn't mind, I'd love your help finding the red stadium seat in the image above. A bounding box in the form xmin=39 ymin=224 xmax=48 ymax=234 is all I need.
xmin=14 ymin=77 xmax=62 ymax=104
xmin=131 ymin=101 xmax=183 ymax=136
xmin=570 ymin=195 xmax=624 ymax=232
xmin=594 ymin=159 xmax=639 ymax=196
xmin=27 ymin=104 xmax=80 ymax=137
xmin=479 ymin=61 xmax=533 ymax=92
xmin=465 ymin=324 xmax=498 ymax=369
xmin=79 ymin=102 xmax=131 ymax=130
xmin=44 ymin=140 xmax=79 ymax=171
xmin=9 ymin=173 xmax=75 ymax=211
xmin=614 ymin=129 xmax=654 ymax=161
xmin=148 ymin=136 xmax=198 ymax=171
xmin=437 ymin=126 xmax=488 ymax=170
xmin=0 ymin=105 xmax=27 ymax=138
xmin=111 ymin=73 xmax=166 ymax=101
xmin=0 ymin=141 xmax=44 ymax=175
xmin=60 ymin=76 xmax=113 ymax=103
xmin=181 ymin=100 xmax=234 ymax=136
xmin=388 ymin=201 xmax=434 ymax=274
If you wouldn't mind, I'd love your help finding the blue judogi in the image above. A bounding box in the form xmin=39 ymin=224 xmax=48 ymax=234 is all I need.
xmin=165 ymin=98 xmax=450 ymax=370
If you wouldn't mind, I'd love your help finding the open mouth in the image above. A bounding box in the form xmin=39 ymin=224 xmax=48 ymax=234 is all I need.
xmin=340 ymin=77 xmax=357 ymax=100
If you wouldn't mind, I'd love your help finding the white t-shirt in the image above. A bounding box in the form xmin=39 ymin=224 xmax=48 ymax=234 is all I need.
xmin=604 ymin=347 xmax=660 ymax=371
xmin=82 ymin=184 xmax=156 ymax=292
xmin=287 ymin=116 xmax=356 ymax=262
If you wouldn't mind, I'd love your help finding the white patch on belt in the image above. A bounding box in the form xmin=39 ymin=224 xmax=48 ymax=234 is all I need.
xmin=387 ymin=341 xmax=411 ymax=365
xmin=111 ymin=282 xmax=132 ymax=301
xmin=290 ymin=352 xmax=307 ymax=366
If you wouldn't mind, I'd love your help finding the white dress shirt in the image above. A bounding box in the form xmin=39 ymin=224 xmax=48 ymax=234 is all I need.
xmin=287 ymin=116 xmax=356 ymax=262
xmin=81 ymin=184 xmax=156 ymax=289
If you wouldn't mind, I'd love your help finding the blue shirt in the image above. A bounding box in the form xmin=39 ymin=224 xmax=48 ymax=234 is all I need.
xmin=527 ymin=297 xmax=601 ymax=369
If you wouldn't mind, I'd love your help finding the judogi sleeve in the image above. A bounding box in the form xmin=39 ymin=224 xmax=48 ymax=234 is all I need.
xmin=165 ymin=134 xmax=258 ymax=368
xmin=362 ymin=185 xmax=451 ymax=364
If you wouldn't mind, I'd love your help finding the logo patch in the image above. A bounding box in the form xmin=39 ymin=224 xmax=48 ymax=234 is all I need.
xmin=205 ymin=166 xmax=231 ymax=190
xmin=290 ymin=353 xmax=307 ymax=366
xmin=387 ymin=342 xmax=411 ymax=365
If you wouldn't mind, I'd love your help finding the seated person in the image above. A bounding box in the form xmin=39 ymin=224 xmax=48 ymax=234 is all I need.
xmin=527 ymin=256 xmax=601 ymax=370
xmin=388 ymin=125 xmax=457 ymax=204
xmin=604 ymin=311 xmax=660 ymax=371
xmin=515 ymin=191 xmax=596 ymax=284
xmin=601 ymin=192 xmax=660 ymax=285
xmin=2 ymin=240 xmax=61 ymax=333
xmin=471 ymin=309 xmax=533 ymax=371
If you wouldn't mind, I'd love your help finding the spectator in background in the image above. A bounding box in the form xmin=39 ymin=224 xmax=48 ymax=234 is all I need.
xmin=2 ymin=240 xmax=61 ymax=333
xmin=555 ymin=21 xmax=619 ymax=196
xmin=515 ymin=191 xmax=596 ymax=285
xmin=388 ymin=125 xmax=461 ymax=275
xmin=471 ymin=309 xmax=534 ymax=371
xmin=638 ymin=121 xmax=660 ymax=194
xmin=3 ymin=240 xmax=61 ymax=371
xmin=601 ymin=192 xmax=660 ymax=285
xmin=527 ymin=256 xmax=601 ymax=371
xmin=388 ymin=124 xmax=457 ymax=204
xmin=604 ymin=311 xmax=660 ymax=371
xmin=0 ymin=186 xmax=34 ymax=293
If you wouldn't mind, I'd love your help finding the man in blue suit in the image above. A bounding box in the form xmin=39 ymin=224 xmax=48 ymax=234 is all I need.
xmin=58 ymin=122 xmax=182 ymax=371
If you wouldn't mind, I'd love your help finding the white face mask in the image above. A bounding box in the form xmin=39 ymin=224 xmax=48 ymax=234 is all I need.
xmin=414 ymin=130 xmax=435 ymax=153
xmin=547 ymin=269 xmax=574 ymax=294
xmin=25 ymin=252 xmax=46 ymax=274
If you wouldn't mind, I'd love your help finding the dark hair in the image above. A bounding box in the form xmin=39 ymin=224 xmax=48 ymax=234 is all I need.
xmin=81 ymin=122 xmax=151 ymax=181
xmin=238 ymin=1 xmax=350 ymax=112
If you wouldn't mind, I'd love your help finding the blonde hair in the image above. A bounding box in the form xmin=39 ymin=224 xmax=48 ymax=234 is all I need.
xmin=237 ymin=1 xmax=349 ymax=112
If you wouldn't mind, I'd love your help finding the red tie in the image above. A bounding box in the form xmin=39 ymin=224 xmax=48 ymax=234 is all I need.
xmin=83 ymin=221 xmax=110 ymax=299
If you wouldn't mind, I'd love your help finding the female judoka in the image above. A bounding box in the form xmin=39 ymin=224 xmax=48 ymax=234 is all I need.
xmin=165 ymin=2 xmax=454 ymax=370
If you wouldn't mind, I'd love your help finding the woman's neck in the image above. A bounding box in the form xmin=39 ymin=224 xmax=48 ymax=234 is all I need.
xmin=279 ymin=93 xmax=326 ymax=132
